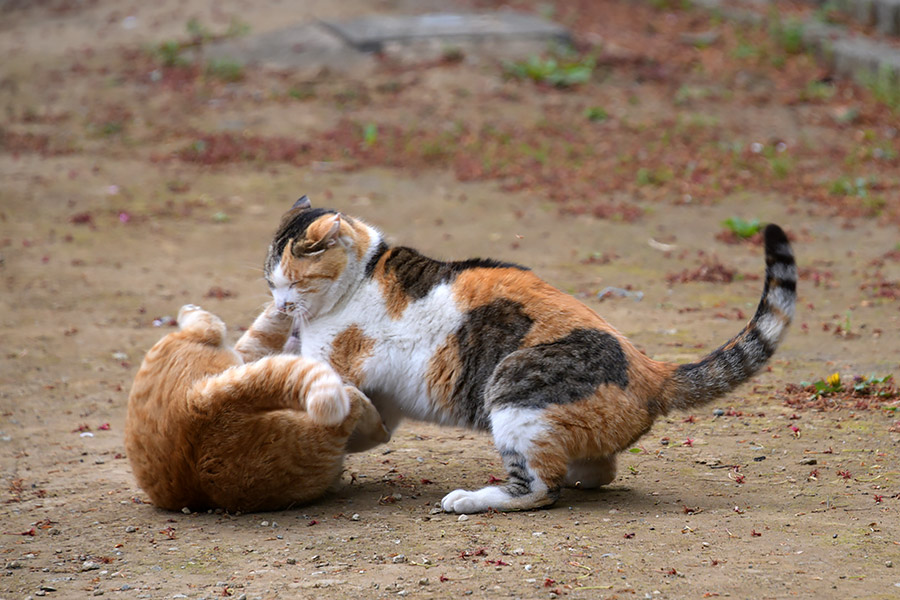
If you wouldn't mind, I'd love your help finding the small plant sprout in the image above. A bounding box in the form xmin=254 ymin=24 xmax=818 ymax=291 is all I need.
xmin=721 ymin=217 xmax=761 ymax=239
xmin=504 ymin=53 xmax=596 ymax=88
xmin=363 ymin=123 xmax=378 ymax=147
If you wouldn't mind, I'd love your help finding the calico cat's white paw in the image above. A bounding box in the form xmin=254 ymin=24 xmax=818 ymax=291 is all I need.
xmin=441 ymin=487 xmax=512 ymax=514
xmin=305 ymin=371 xmax=351 ymax=426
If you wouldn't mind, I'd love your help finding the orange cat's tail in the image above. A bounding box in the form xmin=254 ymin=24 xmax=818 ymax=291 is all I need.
xmin=661 ymin=224 xmax=796 ymax=412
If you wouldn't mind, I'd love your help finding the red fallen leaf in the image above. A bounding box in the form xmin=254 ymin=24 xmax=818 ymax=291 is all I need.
xmin=838 ymin=470 xmax=852 ymax=479
xmin=874 ymin=494 xmax=884 ymax=503
xmin=623 ymin=532 xmax=635 ymax=539
xmin=118 ymin=212 xmax=131 ymax=223
xmin=308 ymin=520 xmax=318 ymax=526
xmin=487 ymin=475 xmax=504 ymax=484
xmin=69 ymin=212 xmax=94 ymax=225
xmin=98 ymin=423 xmax=111 ymax=431
xmin=751 ymin=530 xmax=762 ymax=537
xmin=72 ymin=424 xmax=91 ymax=433
xmin=420 ymin=479 xmax=434 ymax=484
xmin=439 ymin=574 xmax=449 ymax=582
xmin=160 ymin=526 xmax=176 ymax=539
xmin=666 ymin=568 xmax=678 ymax=576
xmin=485 ymin=559 xmax=509 ymax=566
xmin=683 ymin=415 xmax=696 ymax=423
xmin=459 ymin=548 xmax=488 ymax=559
xmin=543 ymin=578 xmax=556 ymax=587
xmin=11 ymin=528 xmax=36 ymax=536
xmin=684 ymin=438 xmax=694 ymax=447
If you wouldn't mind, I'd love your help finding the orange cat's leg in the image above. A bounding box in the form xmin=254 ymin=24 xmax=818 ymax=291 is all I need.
xmin=233 ymin=303 xmax=293 ymax=363
xmin=344 ymin=386 xmax=390 ymax=453
xmin=188 ymin=356 xmax=351 ymax=425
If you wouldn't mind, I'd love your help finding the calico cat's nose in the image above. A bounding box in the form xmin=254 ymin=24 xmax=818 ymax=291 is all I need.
xmin=277 ymin=300 xmax=297 ymax=314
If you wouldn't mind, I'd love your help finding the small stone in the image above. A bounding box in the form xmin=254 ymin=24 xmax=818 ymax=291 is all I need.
xmin=887 ymin=560 xmax=893 ymax=568
xmin=418 ymin=578 xmax=429 ymax=586
xmin=429 ymin=508 xmax=442 ymax=515
xmin=260 ymin=521 xmax=269 ymax=527
xmin=125 ymin=526 xmax=137 ymax=533
xmin=713 ymin=408 xmax=725 ymax=417
xmin=391 ymin=554 xmax=407 ymax=564
xmin=173 ymin=595 xmax=188 ymax=599
xmin=39 ymin=585 xmax=57 ymax=592
xmin=350 ymin=514 xmax=360 ymax=521
xmin=799 ymin=458 xmax=817 ymax=465
xmin=457 ymin=515 xmax=469 ymax=522
xmin=94 ymin=458 xmax=105 ymax=464
xmin=5 ymin=560 xmax=22 ymax=569
xmin=93 ymin=591 xmax=104 ymax=596
xmin=286 ymin=557 xmax=297 ymax=565
xmin=82 ymin=561 xmax=101 ymax=571
xmin=524 ymin=564 xmax=534 ymax=571
xmin=181 ymin=507 xmax=191 ymax=514
xmin=512 ymin=548 xmax=525 ymax=555
xmin=120 ymin=585 xmax=132 ymax=591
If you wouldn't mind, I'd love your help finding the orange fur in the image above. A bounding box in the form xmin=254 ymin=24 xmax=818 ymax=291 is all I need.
xmin=329 ymin=325 xmax=376 ymax=387
xmin=124 ymin=304 xmax=389 ymax=512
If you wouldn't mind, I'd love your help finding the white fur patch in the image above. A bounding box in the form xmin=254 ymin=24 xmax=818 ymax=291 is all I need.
xmin=441 ymin=487 xmax=512 ymax=514
xmin=490 ymin=407 xmax=548 ymax=452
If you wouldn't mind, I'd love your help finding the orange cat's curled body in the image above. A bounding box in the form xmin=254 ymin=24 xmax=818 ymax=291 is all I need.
xmin=125 ymin=303 xmax=389 ymax=512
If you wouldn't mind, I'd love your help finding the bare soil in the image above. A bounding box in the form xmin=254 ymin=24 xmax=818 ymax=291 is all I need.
xmin=2 ymin=1 xmax=899 ymax=599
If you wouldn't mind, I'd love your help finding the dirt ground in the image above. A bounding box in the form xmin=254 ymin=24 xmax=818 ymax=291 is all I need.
xmin=2 ymin=1 xmax=900 ymax=599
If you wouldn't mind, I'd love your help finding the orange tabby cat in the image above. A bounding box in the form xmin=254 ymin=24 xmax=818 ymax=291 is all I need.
xmin=125 ymin=303 xmax=389 ymax=512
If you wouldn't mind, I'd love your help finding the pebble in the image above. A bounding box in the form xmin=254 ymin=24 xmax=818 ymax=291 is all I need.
xmin=713 ymin=408 xmax=725 ymax=417
xmin=40 ymin=585 xmax=56 ymax=592
xmin=887 ymin=560 xmax=893 ymax=568
xmin=260 ymin=521 xmax=269 ymax=527
xmin=6 ymin=560 xmax=22 ymax=569
xmin=392 ymin=554 xmax=407 ymax=564
xmin=286 ymin=558 xmax=296 ymax=565
xmin=418 ymin=578 xmax=429 ymax=586
xmin=181 ymin=507 xmax=191 ymax=515
xmin=799 ymin=458 xmax=817 ymax=465
xmin=350 ymin=514 xmax=360 ymax=521
xmin=82 ymin=561 xmax=101 ymax=571
xmin=457 ymin=515 xmax=469 ymax=522
xmin=125 ymin=526 xmax=137 ymax=533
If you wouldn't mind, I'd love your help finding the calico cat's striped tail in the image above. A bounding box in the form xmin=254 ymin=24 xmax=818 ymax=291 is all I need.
xmin=662 ymin=224 xmax=796 ymax=412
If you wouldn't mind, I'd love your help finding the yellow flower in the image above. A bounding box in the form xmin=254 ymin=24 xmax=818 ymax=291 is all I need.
xmin=826 ymin=372 xmax=841 ymax=389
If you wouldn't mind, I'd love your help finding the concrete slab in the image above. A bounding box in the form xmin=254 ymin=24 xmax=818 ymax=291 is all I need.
xmin=203 ymin=22 xmax=375 ymax=76
xmin=320 ymin=12 xmax=572 ymax=52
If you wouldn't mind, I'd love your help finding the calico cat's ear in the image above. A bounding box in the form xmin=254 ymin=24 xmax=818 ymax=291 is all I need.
xmin=292 ymin=214 xmax=342 ymax=256
xmin=293 ymin=195 xmax=311 ymax=210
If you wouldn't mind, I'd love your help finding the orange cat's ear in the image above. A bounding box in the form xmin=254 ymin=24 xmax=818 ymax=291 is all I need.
xmin=292 ymin=195 xmax=311 ymax=210
xmin=292 ymin=214 xmax=342 ymax=257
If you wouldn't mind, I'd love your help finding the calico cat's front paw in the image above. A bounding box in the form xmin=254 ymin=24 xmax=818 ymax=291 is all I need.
xmin=441 ymin=487 xmax=512 ymax=514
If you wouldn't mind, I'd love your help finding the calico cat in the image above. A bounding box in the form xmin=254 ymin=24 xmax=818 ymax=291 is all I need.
xmin=125 ymin=302 xmax=389 ymax=512
xmin=262 ymin=196 xmax=796 ymax=513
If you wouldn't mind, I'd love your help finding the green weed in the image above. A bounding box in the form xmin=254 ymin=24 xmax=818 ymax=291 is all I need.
xmin=636 ymin=166 xmax=673 ymax=186
xmin=504 ymin=54 xmax=595 ymax=88
xmin=829 ymin=175 xmax=875 ymax=198
xmin=206 ymin=59 xmax=244 ymax=82
xmin=585 ymin=106 xmax=609 ymax=122
xmin=721 ymin=217 xmax=761 ymax=238
xmin=362 ymin=123 xmax=378 ymax=147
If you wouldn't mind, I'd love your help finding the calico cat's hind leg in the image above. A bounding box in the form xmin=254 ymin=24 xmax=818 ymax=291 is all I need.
xmin=564 ymin=456 xmax=617 ymax=489
xmin=441 ymin=407 xmax=564 ymax=514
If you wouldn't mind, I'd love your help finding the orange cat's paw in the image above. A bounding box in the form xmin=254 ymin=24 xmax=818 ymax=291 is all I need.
xmin=305 ymin=368 xmax=351 ymax=426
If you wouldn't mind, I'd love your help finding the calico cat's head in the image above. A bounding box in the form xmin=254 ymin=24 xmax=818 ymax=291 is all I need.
xmin=264 ymin=196 xmax=382 ymax=318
